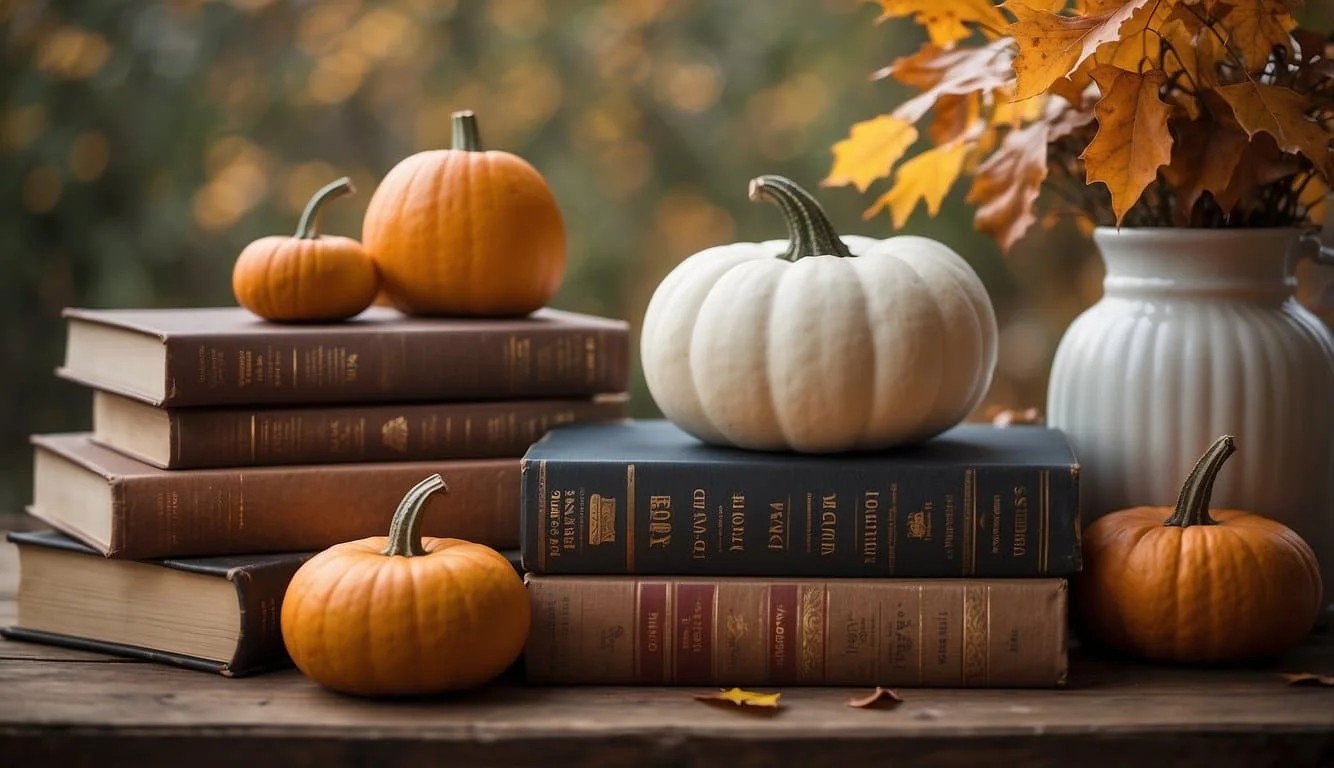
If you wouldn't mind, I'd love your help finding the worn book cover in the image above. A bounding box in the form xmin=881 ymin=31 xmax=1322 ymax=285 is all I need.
xmin=522 ymin=420 xmax=1080 ymax=577
xmin=31 ymin=433 xmax=520 ymax=558
xmin=58 ymin=306 xmax=630 ymax=407
xmin=525 ymin=575 xmax=1068 ymax=687
xmin=2 ymin=530 xmax=312 ymax=677
xmin=92 ymin=389 xmax=628 ymax=469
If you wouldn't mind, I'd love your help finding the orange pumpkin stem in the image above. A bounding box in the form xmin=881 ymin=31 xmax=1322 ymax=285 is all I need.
xmin=382 ymin=473 xmax=449 ymax=557
xmin=296 ymin=176 xmax=355 ymax=239
xmin=748 ymin=175 xmax=853 ymax=262
xmin=452 ymin=110 xmax=483 ymax=152
xmin=1164 ymin=435 xmax=1236 ymax=528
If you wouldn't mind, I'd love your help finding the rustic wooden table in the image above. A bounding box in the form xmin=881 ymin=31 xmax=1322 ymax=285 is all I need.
xmin=0 ymin=536 xmax=1331 ymax=767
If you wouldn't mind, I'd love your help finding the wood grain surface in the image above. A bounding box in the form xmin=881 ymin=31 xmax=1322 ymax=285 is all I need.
xmin=0 ymin=533 xmax=1331 ymax=767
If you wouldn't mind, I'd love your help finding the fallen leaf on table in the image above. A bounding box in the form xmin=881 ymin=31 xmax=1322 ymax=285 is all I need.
xmin=847 ymin=687 xmax=904 ymax=709
xmin=694 ymin=688 xmax=782 ymax=709
xmin=1283 ymin=673 xmax=1334 ymax=687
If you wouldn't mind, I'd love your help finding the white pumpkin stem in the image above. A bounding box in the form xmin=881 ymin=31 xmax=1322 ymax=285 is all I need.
xmin=1164 ymin=435 xmax=1235 ymax=528
xmin=748 ymin=175 xmax=853 ymax=261
xmin=295 ymin=177 xmax=355 ymax=239
xmin=452 ymin=110 xmax=483 ymax=152
xmin=382 ymin=474 xmax=449 ymax=557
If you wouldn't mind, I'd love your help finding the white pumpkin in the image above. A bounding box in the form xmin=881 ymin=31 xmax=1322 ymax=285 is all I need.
xmin=640 ymin=175 xmax=998 ymax=453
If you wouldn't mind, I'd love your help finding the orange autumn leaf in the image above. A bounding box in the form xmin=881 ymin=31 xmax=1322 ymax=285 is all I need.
xmin=694 ymin=687 xmax=783 ymax=708
xmin=1007 ymin=0 xmax=1155 ymax=101
xmin=1094 ymin=0 xmax=1176 ymax=74
xmin=866 ymin=141 xmax=970 ymax=227
xmin=847 ymin=686 xmax=905 ymax=708
xmin=1301 ymin=176 xmax=1327 ymax=224
xmin=875 ymin=0 xmax=1008 ymax=45
xmin=1081 ymin=67 xmax=1174 ymax=223
xmin=1216 ymin=82 xmax=1330 ymax=175
xmin=929 ymin=92 xmax=983 ymax=145
xmin=892 ymin=39 xmax=1015 ymax=124
xmin=966 ymin=120 xmax=1049 ymax=251
xmin=1217 ymin=0 xmax=1298 ymax=71
xmin=825 ymin=115 xmax=920 ymax=192
xmin=1282 ymin=672 xmax=1334 ymax=687
xmin=1215 ymin=132 xmax=1302 ymax=213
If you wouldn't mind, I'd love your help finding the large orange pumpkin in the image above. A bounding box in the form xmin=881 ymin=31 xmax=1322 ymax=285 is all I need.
xmin=362 ymin=110 xmax=566 ymax=317
xmin=232 ymin=177 xmax=379 ymax=322
xmin=1077 ymin=435 xmax=1322 ymax=663
xmin=281 ymin=474 xmax=531 ymax=696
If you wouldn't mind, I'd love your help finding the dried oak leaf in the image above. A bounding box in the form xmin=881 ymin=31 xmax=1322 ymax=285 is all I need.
xmin=866 ymin=141 xmax=969 ymax=227
xmin=1217 ymin=0 xmax=1298 ymax=71
xmin=694 ymin=688 xmax=783 ymax=709
xmin=1161 ymin=116 xmax=1249 ymax=222
xmin=825 ymin=115 xmax=919 ymax=192
xmin=875 ymin=0 xmax=1008 ymax=46
xmin=848 ymin=687 xmax=905 ymax=709
xmin=1216 ymin=82 xmax=1329 ymax=175
xmin=1008 ymin=0 xmax=1155 ymax=101
xmin=1283 ymin=673 xmax=1334 ymax=687
xmin=1081 ymin=67 xmax=1174 ymax=224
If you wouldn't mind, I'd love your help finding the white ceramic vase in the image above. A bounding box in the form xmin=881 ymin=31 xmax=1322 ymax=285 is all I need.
xmin=1047 ymin=227 xmax=1334 ymax=591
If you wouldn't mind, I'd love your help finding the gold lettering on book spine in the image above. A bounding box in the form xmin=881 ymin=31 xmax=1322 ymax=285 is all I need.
xmin=588 ymin=494 xmax=616 ymax=546
xmin=963 ymin=468 xmax=976 ymax=576
xmin=537 ymin=460 xmax=548 ymax=571
xmin=626 ymin=464 xmax=636 ymax=572
xmin=798 ymin=586 xmax=825 ymax=680
xmin=962 ymin=584 xmax=987 ymax=686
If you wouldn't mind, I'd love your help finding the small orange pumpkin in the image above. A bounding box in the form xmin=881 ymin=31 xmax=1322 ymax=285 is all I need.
xmin=233 ymin=177 xmax=379 ymax=322
xmin=362 ymin=110 xmax=565 ymax=317
xmin=281 ymin=474 xmax=530 ymax=696
xmin=1077 ymin=435 xmax=1322 ymax=663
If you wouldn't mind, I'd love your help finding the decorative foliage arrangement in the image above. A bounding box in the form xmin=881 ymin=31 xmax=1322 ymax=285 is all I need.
xmin=826 ymin=0 xmax=1334 ymax=251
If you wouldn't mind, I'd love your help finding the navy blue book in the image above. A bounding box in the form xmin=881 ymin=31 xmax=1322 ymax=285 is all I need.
xmin=521 ymin=420 xmax=1080 ymax=578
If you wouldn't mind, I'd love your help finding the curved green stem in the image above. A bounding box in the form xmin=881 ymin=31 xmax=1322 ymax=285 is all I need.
xmin=382 ymin=474 xmax=449 ymax=557
xmin=452 ymin=110 xmax=483 ymax=151
xmin=747 ymin=175 xmax=852 ymax=261
xmin=1164 ymin=436 xmax=1236 ymax=528
xmin=295 ymin=177 xmax=354 ymax=239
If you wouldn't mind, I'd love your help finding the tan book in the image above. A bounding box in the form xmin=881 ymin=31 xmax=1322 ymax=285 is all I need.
xmin=3 ymin=530 xmax=309 ymax=676
xmin=30 ymin=433 xmax=519 ymax=558
xmin=92 ymin=390 xmax=627 ymax=469
xmin=58 ymin=306 xmax=630 ymax=407
xmin=525 ymin=575 xmax=1068 ymax=687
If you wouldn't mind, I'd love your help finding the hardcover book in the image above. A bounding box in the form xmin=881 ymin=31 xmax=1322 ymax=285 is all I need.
xmin=92 ymin=389 xmax=628 ymax=469
xmin=31 ymin=433 xmax=520 ymax=559
xmin=522 ymin=420 xmax=1080 ymax=577
xmin=2 ymin=530 xmax=311 ymax=677
xmin=58 ymin=306 xmax=630 ymax=407
xmin=525 ymin=575 xmax=1068 ymax=687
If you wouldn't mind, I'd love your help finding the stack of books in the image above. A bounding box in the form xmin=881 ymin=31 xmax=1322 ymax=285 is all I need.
xmin=4 ymin=306 xmax=629 ymax=676
xmin=519 ymin=420 xmax=1080 ymax=687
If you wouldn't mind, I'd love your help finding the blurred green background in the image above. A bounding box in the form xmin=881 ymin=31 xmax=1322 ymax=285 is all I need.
xmin=2 ymin=0 xmax=1331 ymax=517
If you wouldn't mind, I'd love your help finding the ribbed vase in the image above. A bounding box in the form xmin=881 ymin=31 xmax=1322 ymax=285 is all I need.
xmin=1047 ymin=228 xmax=1334 ymax=591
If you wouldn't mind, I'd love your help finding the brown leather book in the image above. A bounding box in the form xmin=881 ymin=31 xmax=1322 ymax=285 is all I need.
xmin=525 ymin=576 xmax=1068 ymax=687
xmin=92 ymin=390 xmax=628 ymax=469
xmin=3 ymin=530 xmax=311 ymax=677
xmin=30 ymin=433 xmax=520 ymax=559
xmin=58 ymin=306 xmax=630 ymax=407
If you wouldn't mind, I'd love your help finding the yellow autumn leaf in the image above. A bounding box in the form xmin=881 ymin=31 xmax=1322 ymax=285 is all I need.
xmin=1093 ymin=1 xmax=1175 ymax=73
xmin=1300 ymin=176 xmax=1327 ymax=225
xmin=875 ymin=0 xmax=1009 ymax=45
xmin=694 ymin=687 xmax=783 ymax=708
xmin=865 ymin=141 xmax=970 ymax=227
xmin=1081 ymin=67 xmax=1174 ymax=223
xmin=1216 ymin=82 xmax=1329 ymax=175
xmin=1007 ymin=0 xmax=1154 ymax=100
xmin=1217 ymin=0 xmax=1298 ymax=71
xmin=824 ymin=115 xmax=919 ymax=192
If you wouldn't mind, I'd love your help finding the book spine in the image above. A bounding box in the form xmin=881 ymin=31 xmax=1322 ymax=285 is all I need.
xmin=522 ymin=457 xmax=1080 ymax=577
xmin=162 ymin=325 xmax=628 ymax=406
xmin=524 ymin=576 xmax=1068 ymax=687
xmin=112 ymin=460 xmax=520 ymax=558
xmin=227 ymin=556 xmax=312 ymax=677
xmin=168 ymin=399 xmax=627 ymax=469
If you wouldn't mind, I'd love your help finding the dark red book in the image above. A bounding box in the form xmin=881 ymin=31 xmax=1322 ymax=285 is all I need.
xmin=58 ymin=306 xmax=629 ymax=407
